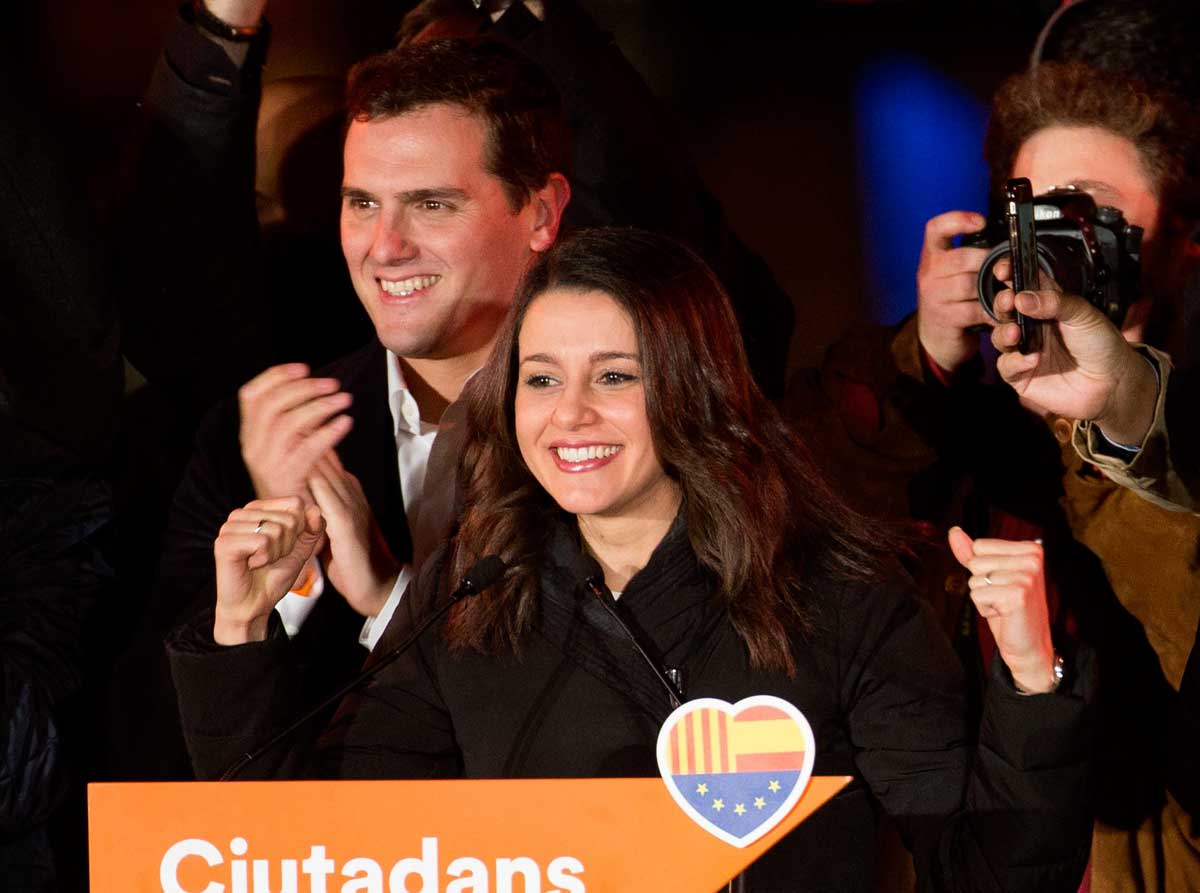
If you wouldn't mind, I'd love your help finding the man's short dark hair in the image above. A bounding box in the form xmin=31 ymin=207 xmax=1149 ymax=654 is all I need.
xmin=345 ymin=38 xmax=571 ymax=211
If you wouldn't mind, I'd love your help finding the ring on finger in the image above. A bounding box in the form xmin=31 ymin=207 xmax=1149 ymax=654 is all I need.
xmin=254 ymin=519 xmax=268 ymax=534
xmin=983 ymin=572 xmax=994 ymax=585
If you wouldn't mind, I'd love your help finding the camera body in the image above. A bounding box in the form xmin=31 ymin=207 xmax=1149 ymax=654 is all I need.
xmin=965 ymin=185 xmax=1144 ymax=329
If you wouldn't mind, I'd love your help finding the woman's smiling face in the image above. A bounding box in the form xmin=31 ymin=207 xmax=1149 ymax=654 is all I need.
xmin=514 ymin=287 xmax=680 ymax=522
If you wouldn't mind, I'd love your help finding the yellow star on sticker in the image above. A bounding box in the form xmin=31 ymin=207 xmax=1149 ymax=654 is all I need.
xmin=754 ymin=797 xmax=766 ymax=810
xmin=696 ymin=783 xmax=709 ymax=796
xmin=712 ymin=799 xmax=725 ymax=812
xmin=734 ymin=803 xmax=747 ymax=816
xmin=768 ymin=780 xmax=781 ymax=793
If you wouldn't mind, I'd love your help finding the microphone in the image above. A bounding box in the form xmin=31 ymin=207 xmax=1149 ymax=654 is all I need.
xmin=220 ymin=555 xmax=507 ymax=780
xmin=577 ymin=549 xmax=740 ymax=893
xmin=566 ymin=552 xmax=683 ymax=710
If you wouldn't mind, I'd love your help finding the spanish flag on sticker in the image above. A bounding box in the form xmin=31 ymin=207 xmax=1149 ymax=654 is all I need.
xmin=655 ymin=696 xmax=816 ymax=848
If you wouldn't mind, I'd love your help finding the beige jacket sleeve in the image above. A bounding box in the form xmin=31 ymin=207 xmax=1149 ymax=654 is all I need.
xmin=1072 ymin=345 xmax=1197 ymax=513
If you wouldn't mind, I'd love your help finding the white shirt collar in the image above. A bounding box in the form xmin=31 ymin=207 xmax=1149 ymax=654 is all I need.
xmin=386 ymin=350 xmax=484 ymax=437
xmin=386 ymin=350 xmax=432 ymax=438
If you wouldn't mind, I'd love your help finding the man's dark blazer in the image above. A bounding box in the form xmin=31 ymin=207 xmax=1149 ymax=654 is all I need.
xmin=110 ymin=341 xmax=419 ymax=780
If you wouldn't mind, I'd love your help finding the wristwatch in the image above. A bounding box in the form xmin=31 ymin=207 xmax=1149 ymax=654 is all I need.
xmin=192 ymin=0 xmax=263 ymax=41
xmin=1015 ymin=651 xmax=1066 ymax=695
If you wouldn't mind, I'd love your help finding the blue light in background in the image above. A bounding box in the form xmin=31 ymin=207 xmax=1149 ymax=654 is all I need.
xmin=854 ymin=55 xmax=990 ymax=323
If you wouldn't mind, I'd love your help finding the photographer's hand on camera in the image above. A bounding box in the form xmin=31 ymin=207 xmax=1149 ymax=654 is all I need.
xmin=990 ymin=274 xmax=1157 ymax=446
xmin=916 ymin=211 xmax=993 ymax=373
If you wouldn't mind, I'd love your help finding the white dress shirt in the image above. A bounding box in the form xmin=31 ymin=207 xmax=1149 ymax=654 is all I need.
xmin=274 ymin=351 xmax=438 ymax=649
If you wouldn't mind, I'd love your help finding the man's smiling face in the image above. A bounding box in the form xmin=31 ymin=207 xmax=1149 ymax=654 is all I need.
xmin=339 ymin=103 xmax=544 ymax=362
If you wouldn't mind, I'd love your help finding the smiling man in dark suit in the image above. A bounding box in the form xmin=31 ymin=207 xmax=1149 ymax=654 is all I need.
xmin=139 ymin=30 xmax=570 ymax=779
xmin=220 ymin=41 xmax=570 ymax=641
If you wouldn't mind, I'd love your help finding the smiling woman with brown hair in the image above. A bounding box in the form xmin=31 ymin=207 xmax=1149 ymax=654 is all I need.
xmin=445 ymin=227 xmax=886 ymax=672
xmin=174 ymin=227 xmax=1093 ymax=891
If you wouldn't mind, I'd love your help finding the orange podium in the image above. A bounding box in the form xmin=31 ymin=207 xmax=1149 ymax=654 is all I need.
xmin=89 ymin=775 xmax=849 ymax=892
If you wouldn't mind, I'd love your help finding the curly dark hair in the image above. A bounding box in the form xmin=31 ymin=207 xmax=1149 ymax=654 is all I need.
xmin=985 ymin=62 xmax=1200 ymax=224
xmin=344 ymin=38 xmax=570 ymax=210
xmin=443 ymin=227 xmax=891 ymax=674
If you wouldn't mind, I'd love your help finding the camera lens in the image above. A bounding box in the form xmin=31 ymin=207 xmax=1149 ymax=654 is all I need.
xmin=976 ymin=244 xmax=1013 ymax=321
xmin=975 ymin=244 xmax=1056 ymax=321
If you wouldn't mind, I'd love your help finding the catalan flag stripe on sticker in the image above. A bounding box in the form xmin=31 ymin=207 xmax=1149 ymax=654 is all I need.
xmin=667 ymin=704 xmax=805 ymax=776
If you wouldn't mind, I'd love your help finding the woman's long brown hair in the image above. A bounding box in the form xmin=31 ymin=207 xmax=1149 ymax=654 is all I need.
xmin=445 ymin=228 xmax=890 ymax=674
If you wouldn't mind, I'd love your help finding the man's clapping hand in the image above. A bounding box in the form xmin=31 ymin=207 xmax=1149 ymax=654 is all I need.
xmin=213 ymin=498 xmax=325 ymax=644
xmin=239 ymin=364 xmax=354 ymax=502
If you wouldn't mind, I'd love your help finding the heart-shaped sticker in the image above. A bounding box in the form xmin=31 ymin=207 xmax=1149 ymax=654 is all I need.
xmin=656 ymin=696 xmax=816 ymax=848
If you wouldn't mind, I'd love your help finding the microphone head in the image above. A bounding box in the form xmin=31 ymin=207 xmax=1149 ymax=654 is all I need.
xmin=461 ymin=555 xmax=507 ymax=595
xmin=562 ymin=550 xmax=607 ymax=597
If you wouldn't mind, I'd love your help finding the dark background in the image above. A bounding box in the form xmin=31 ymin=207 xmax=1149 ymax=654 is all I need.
xmin=15 ymin=0 xmax=1056 ymax=375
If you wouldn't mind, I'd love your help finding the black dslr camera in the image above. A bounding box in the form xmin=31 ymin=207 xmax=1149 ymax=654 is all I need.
xmin=965 ymin=178 xmax=1144 ymax=353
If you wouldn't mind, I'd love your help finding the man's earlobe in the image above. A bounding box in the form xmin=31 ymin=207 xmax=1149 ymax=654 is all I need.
xmin=529 ymin=173 xmax=571 ymax=252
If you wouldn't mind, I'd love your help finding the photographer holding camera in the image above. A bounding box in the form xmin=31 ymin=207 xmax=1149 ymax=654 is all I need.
xmin=787 ymin=61 xmax=1200 ymax=891
xmin=990 ymin=277 xmax=1198 ymax=515
xmin=990 ymin=264 xmax=1200 ymax=876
